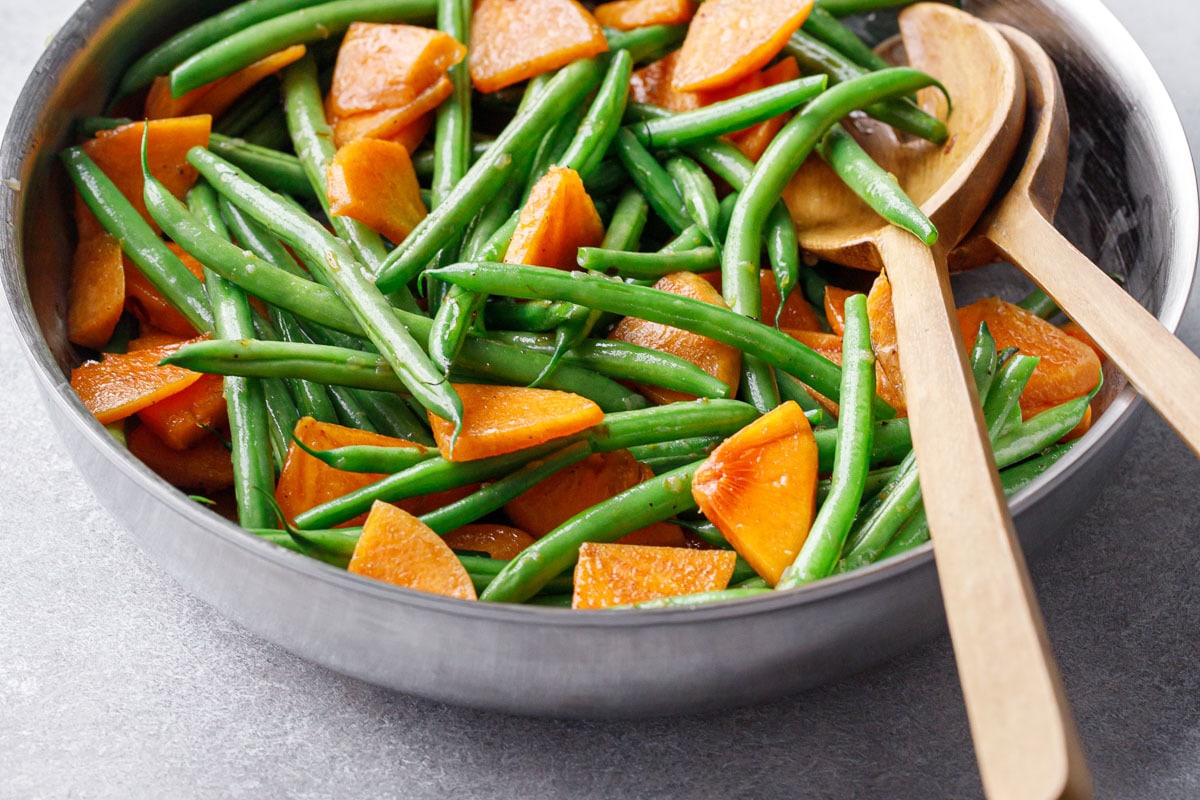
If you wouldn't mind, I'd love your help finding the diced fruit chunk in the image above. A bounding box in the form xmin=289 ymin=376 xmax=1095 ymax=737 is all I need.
xmin=145 ymin=45 xmax=306 ymax=119
xmin=608 ymin=271 xmax=741 ymax=404
xmin=428 ymin=384 xmax=604 ymax=462
xmin=503 ymin=166 xmax=604 ymax=270
xmin=469 ymin=0 xmax=608 ymax=93
xmin=671 ymin=0 xmax=814 ymax=92
xmin=70 ymin=336 xmax=207 ymax=424
xmin=572 ymin=542 xmax=737 ymax=609
xmin=593 ymin=0 xmax=697 ymax=30
xmin=442 ymin=524 xmax=535 ymax=560
xmin=692 ymin=401 xmax=818 ymax=586
xmin=327 ymin=138 xmax=428 ymax=245
xmin=349 ymin=501 xmax=477 ymax=600
xmin=67 ymin=232 xmax=125 ymax=350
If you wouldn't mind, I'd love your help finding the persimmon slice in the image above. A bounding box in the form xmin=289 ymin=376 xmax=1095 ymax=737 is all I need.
xmin=608 ymin=271 xmax=741 ymax=404
xmin=275 ymin=417 xmax=466 ymax=528
xmin=866 ymin=272 xmax=906 ymax=416
xmin=692 ymin=400 xmax=818 ymax=586
xmin=505 ymin=449 xmax=686 ymax=545
xmin=70 ymin=337 xmax=207 ymax=425
xmin=572 ymin=542 xmax=737 ymax=609
xmin=671 ymin=0 xmax=814 ymax=92
xmin=823 ymin=284 xmax=857 ymax=337
xmin=145 ymin=45 xmax=306 ymax=119
xmin=443 ymin=524 xmax=535 ymax=560
xmin=427 ymin=384 xmax=604 ymax=462
xmin=137 ymin=373 xmax=228 ymax=451
xmin=81 ymin=116 xmax=211 ymax=233
xmin=503 ymin=166 xmax=604 ymax=270
xmin=328 ymin=23 xmax=467 ymax=118
xmin=349 ymin=501 xmax=477 ymax=600
xmin=699 ymin=268 xmax=821 ymax=330
xmin=331 ymin=75 xmax=454 ymax=148
xmin=327 ymin=138 xmax=428 ymax=245
xmin=593 ymin=0 xmax=697 ymax=31
xmin=469 ymin=0 xmax=609 ymax=93
xmin=729 ymin=56 xmax=801 ymax=161
xmin=127 ymin=424 xmax=235 ymax=493
xmin=957 ymin=297 xmax=1101 ymax=414
xmin=67 ymin=232 xmax=125 ymax=350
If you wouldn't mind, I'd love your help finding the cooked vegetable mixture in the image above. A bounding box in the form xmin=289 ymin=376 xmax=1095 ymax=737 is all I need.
xmin=61 ymin=0 xmax=1102 ymax=609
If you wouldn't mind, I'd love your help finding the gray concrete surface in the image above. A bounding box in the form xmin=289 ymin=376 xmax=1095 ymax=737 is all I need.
xmin=2 ymin=1 xmax=1198 ymax=797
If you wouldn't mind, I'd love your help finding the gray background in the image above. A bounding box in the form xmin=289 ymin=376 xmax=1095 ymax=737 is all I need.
xmin=2 ymin=1 xmax=1198 ymax=797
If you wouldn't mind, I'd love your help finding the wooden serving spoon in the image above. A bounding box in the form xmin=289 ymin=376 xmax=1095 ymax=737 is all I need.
xmin=951 ymin=24 xmax=1200 ymax=459
xmin=784 ymin=4 xmax=1092 ymax=799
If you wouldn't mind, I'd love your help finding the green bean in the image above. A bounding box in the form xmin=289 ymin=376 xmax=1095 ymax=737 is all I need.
xmin=218 ymin=197 xmax=340 ymax=423
xmin=118 ymin=0 xmax=328 ymax=95
xmin=783 ymin=30 xmax=948 ymax=144
xmin=815 ymin=125 xmax=936 ymax=245
xmin=327 ymin=384 xmax=377 ymax=431
xmin=421 ymin=441 xmax=594 ymax=534
xmin=817 ymin=0 xmax=920 ymax=16
xmin=238 ymin=108 xmax=294 ymax=152
xmin=765 ymin=199 xmax=802 ymax=322
xmin=627 ymin=76 xmax=827 ymax=150
xmin=523 ymin=104 xmax=588 ymax=199
xmin=1017 ymin=287 xmax=1061 ymax=320
xmin=413 ymin=141 xmax=491 ymax=181
xmin=774 ymin=368 xmax=824 ymax=414
xmin=778 ymin=293 xmax=876 ymax=588
xmin=349 ymin=388 xmax=435 ymax=443
xmin=558 ymin=49 xmax=633 ymax=180
xmin=213 ymin=81 xmax=281 ymax=137
xmin=427 ymin=261 xmax=895 ymax=419
xmin=170 ymin=0 xmax=438 ymax=95
xmin=260 ymin=374 xmax=302 ymax=471
xmin=981 ymin=354 xmax=1040 ymax=439
xmin=665 ymin=155 xmax=721 ymax=250
xmin=659 ymin=192 xmax=739 ymax=254
xmin=601 ymin=188 xmax=649 ymax=252
xmin=209 ymin=135 xmax=315 ymax=202
xmin=881 ymin=442 xmax=1076 ymax=560
xmin=603 ymin=24 xmax=687 ymax=63
xmin=577 ymin=246 xmax=719 ymax=279
xmin=375 ymin=57 xmax=607 ymax=292
xmin=818 ymin=466 xmax=898 ymax=507
xmin=621 ymin=587 xmax=773 ymax=609
xmin=583 ymin=158 xmax=627 ymax=197
xmin=802 ymin=6 xmax=892 ymax=73
xmin=186 ymin=146 xmax=464 ymax=427
xmin=165 ymin=337 xmax=645 ymax=414
xmin=483 ymin=298 xmax=579 ymax=332
xmin=184 ymin=179 xmax=276 ymax=529
xmin=612 ymin=128 xmax=692 ymax=233
xmin=62 ymin=147 xmax=214 ymax=334
xmin=431 ymin=0 xmax=471 ymax=208
xmin=628 ymin=435 xmax=723 ymax=464
xmin=480 ymin=461 xmax=702 ymax=603
xmin=294 ymin=437 xmax=437 ymax=472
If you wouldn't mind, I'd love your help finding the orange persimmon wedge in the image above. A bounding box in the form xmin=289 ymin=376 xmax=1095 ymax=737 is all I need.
xmin=326 ymin=138 xmax=428 ymax=245
xmin=331 ymin=75 xmax=454 ymax=148
xmin=692 ymin=400 xmax=819 ymax=586
xmin=823 ymin=284 xmax=858 ymax=336
xmin=504 ymin=449 xmax=687 ymax=545
xmin=127 ymin=424 xmax=235 ymax=493
xmin=71 ymin=337 xmax=207 ymax=425
xmin=275 ymin=417 xmax=469 ymax=528
xmin=1060 ymin=320 xmax=1104 ymax=363
xmin=469 ymin=0 xmax=609 ymax=93
xmin=593 ymin=0 xmax=697 ymax=30
xmin=866 ymin=272 xmax=906 ymax=416
xmin=427 ymin=383 xmax=604 ymax=462
xmin=67 ymin=232 xmax=125 ymax=350
xmin=137 ymin=373 xmax=228 ymax=450
xmin=671 ymin=0 xmax=814 ymax=92
xmin=327 ymin=23 xmax=467 ymax=118
xmin=81 ymin=116 xmax=211 ymax=233
xmin=957 ymin=296 xmax=1102 ymax=415
xmin=503 ymin=166 xmax=604 ymax=270
xmin=349 ymin=501 xmax=477 ymax=600
xmin=572 ymin=542 xmax=737 ymax=609
xmin=443 ymin=524 xmax=536 ymax=560
xmin=145 ymin=45 xmax=306 ymax=119
xmin=608 ymin=271 xmax=741 ymax=405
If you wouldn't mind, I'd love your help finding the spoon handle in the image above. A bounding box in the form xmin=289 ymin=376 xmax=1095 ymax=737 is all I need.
xmin=881 ymin=227 xmax=1093 ymax=800
xmin=992 ymin=203 xmax=1200 ymax=457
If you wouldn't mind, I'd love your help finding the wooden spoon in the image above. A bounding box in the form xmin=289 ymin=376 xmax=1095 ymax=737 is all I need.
xmin=951 ymin=24 xmax=1200 ymax=459
xmin=784 ymin=4 xmax=1092 ymax=798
